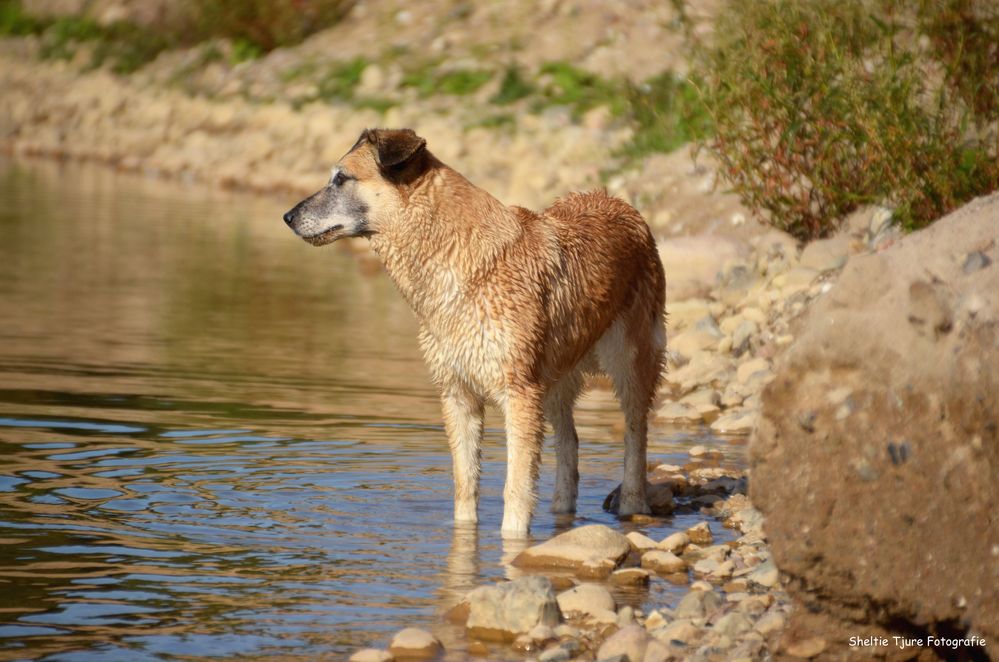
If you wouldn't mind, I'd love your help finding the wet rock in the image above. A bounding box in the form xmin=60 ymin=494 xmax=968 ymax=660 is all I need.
xmin=685 ymin=522 xmax=713 ymax=545
xmin=610 ymin=568 xmax=650 ymax=586
xmin=709 ymin=408 xmax=756 ymax=435
xmin=751 ymin=193 xmax=999 ymax=658
xmin=596 ymin=625 xmax=650 ymax=662
xmin=641 ymin=550 xmax=686 ymax=574
xmin=464 ymin=576 xmax=560 ymax=641
xmin=349 ymin=649 xmax=394 ymax=662
xmin=556 ymin=583 xmax=615 ymax=619
xmin=656 ymin=401 xmax=701 ymax=423
xmin=538 ymin=645 xmax=571 ymax=662
xmin=625 ymin=531 xmax=659 ymax=552
xmin=388 ymin=628 xmax=442 ymax=659
xmin=658 ymin=532 xmax=689 ymax=554
xmin=513 ymin=525 xmax=630 ymax=573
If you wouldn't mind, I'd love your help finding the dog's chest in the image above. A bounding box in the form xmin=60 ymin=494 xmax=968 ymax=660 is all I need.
xmin=418 ymin=282 xmax=510 ymax=398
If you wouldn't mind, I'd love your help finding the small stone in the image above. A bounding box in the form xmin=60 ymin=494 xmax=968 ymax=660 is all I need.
xmin=388 ymin=628 xmax=442 ymax=659
xmin=963 ymin=250 xmax=992 ymax=274
xmin=747 ymin=558 xmax=779 ymax=588
xmin=513 ymin=525 xmax=630 ymax=572
xmin=554 ymin=623 xmax=580 ymax=638
xmin=644 ymin=609 xmax=667 ymax=630
xmin=528 ymin=624 xmax=556 ymax=643
xmin=674 ymin=589 xmax=722 ymax=619
xmin=689 ymin=444 xmax=709 ymax=457
xmin=538 ymin=645 xmax=570 ymax=662
xmin=657 ymin=401 xmax=701 ymax=422
xmin=641 ymin=550 xmax=686 ymax=574
xmin=736 ymin=358 xmax=771 ymax=384
xmin=596 ymin=625 xmax=650 ymax=662
xmin=693 ymin=558 xmax=719 ymax=576
xmin=686 ymin=522 xmax=713 ymax=545
xmin=658 ymin=532 xmax=689 ymax=553
xmin=652 ymin=619 xmax=702 ymax=645
xmin=467 ymin=641 xmax=489 ymax=656
xmin=712 ymin=612 xmax=752 ymax=639
xmin=754 ymin=612 xmax=786 ymax=636
xmin=731 ymin=319 xmax=759 ymax=356
xmin=626 ymin=531 xmax=659 ymax=552
xmin=617 ymin=605 xmax=635 ymax=627
xmin=349 ymin=649 xmax=393 ymax=662
xmin=785 ymin=637 xmax=827 ymax=658
xmin=465 ymin=576 xmax=560 ymax=641
xmin=556 ymin=583 xmax=615 ymax=618
xmin=610 ymin=568 xmax=651 ymax=586
xmin=709 ymin=409 xmax=756 ymax=434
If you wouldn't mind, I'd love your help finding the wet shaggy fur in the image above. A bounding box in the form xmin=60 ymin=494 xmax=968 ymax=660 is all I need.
xmin=283 ymin=128 xmax=667 ymax=537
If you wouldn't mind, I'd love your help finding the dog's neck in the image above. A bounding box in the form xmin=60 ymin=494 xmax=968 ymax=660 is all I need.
xmin=368 ymin=164 xmax=522 ymax=320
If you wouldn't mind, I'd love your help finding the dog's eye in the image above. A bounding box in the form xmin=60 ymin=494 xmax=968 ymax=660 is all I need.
xmin=332 ymin=171 xmax=348 ymax=187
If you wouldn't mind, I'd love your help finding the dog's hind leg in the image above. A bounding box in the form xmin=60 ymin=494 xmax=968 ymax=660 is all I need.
xmin=545 ymin=372 xmax=584 ymax=514
xmin=441 ymin=384 xmax=485 ymax=523
xmin=501 ymin=387 xmax=545 ymax=537
xmin=597 ymin=313 xmax=662 ymax=517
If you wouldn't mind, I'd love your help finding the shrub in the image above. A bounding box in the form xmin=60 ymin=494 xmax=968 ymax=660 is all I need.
xmin=687 ymin=0 xmax=999 ymax=239
xmin=190 ymin=0 xmax=356 ymax=53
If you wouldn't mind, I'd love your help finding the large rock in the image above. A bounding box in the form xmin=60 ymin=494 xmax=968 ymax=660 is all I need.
xmin=556 ymin=583 xmax=615 ymax=618
xmin=751 ymin=194 xmax=999 ymax=660
xmin=512 ymin=524 xmax=631 ymax=573
xmin=463 ymin=576 xmax=561 ymax=642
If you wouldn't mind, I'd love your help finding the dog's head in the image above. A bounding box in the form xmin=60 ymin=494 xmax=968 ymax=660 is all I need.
xmin=282 ymin=128 xmax=430 ymax=245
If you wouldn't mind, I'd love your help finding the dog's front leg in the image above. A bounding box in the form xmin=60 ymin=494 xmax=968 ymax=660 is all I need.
xmin=441 ymin=384 xmax=485 ymax=523
xmin=500 ymin=387 xmax=545 ymax=537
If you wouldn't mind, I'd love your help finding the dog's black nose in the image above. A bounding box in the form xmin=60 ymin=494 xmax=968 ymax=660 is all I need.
xmin=283 ymin=211 xmax=295 ymax=226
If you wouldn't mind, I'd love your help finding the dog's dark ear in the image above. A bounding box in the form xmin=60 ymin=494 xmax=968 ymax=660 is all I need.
xmin=364 ymin=128 xmax=426 ymax=169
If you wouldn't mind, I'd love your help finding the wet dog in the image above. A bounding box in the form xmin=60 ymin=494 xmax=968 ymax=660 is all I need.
xmin=283 ymin=128 xmax=666 ymax=537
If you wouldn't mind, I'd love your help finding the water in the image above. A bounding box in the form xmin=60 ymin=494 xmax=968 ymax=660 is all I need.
xmin=0 ymin=158 xmax=744 ymax=660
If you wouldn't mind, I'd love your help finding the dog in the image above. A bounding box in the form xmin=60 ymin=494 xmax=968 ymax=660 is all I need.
xmin=283 ymin=128 xmax=666 ymax=537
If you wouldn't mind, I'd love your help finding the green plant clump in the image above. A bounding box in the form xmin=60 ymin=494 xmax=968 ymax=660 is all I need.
xmin=687 ymin=0 xmax=999 ymax=239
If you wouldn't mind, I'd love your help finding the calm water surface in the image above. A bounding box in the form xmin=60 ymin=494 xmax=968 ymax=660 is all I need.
xmin=0 ymin=158 xmax=745 ymax=660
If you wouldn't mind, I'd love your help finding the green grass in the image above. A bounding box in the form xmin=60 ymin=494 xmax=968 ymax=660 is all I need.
xmin=491 ymin=65 xmax=535 ymax=104
xmin=401 ymin=64 xmax=493 ymax=97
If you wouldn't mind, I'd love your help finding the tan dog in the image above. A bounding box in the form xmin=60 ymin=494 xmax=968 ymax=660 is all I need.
xmin=283 ymin=128 xmax=666 ymax=537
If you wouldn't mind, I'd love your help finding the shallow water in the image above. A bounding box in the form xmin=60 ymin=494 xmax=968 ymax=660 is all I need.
xmin=0 ymin=158 xmax=745 ymax=660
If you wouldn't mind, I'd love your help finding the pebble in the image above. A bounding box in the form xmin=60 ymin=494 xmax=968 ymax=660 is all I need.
xmin=617 ymin=605 xmax=635 ymax=627
xmin=644 ymin=609 xmax=667 ymax=630
xmin=674 ymin=589 xmax=722 ymax=619
xmin=641 ymin=550 xmax=687 ymax=574
xmin=349 ymin=649 xmax=393 ymax=662
xmin=686 ymin=522 xmax=714 ymax=545
xmin=388 ymin=628 xmax=442 ymax=659
xmin=658 ymin=531 xmax=689 ymax=553
xmin=652 ymin=619 xmax=702 ymax=645
xmin=754 ymin=612 xmax=786 ymax=636
xmin=556 ymin=583 xmax=615 ymax=618
xmin=596 ymin=625 xmax=650 ymax=662
xmin=610 ymin=567 xmax=651 ymax=586
xmin=538 ymin=645 xmax=571 ymax=662
xmin=626 ymin=531 xmax=660 ymax=551
xmin=785 ymin=637 xmax=828 ymax=658
xmin=748 ymin=558 xmax=780 ymax=588
xmin=712 ymin=612 xmax=753 ymax=638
